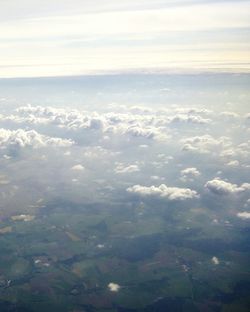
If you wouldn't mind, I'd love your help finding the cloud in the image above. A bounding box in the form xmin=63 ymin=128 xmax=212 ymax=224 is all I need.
xmin=6 ymin=105 xmax=171 ymax=141
xmin=108 ymin=282 xmax=121 ymax=292
xmin=245 ymin=113 xmax=250 ymax=120
xmin=220 ymin=111 xmax=240 ymax=119
xmin=1 ymin=105 xmax=219 ymax=148
xmin=83 ymin=146 xmax=120 ymax=159
xmin=11 ymin=214 xmax=35 ymax=222
xmin=237 ymin=212 xmax=250 ymax=220
xmin=205 ymin=178 xmax=250 ymax=195
xmin=129 ymin=106 xmax=153 ymax=114
xmin=173 ymin=107 xmax=212 ymax=115
xmin=181 ymin=135 xmax=231 ymax=154
xmin=113 ymin=124 xmax=169 ymax=141
xmin=150 ymin=175 xmax=165 ymax=181
xmin=71 ymin=164 xmax=85 ymax=171
xmin=115 ymin=163 xmax=140 ymax=174
xmin=226 ymin=160 xmax=240 ymax=167
xmin=16 ymin=105 xmax=98 ymax=129
xmin=0 ymin=174 xmax=10 ymax=185
xmin=127 ymin=184 xmax=199 ymax=201
xmin=244 ymin=199 xmax=250 ymax=208
xmin=211 ymin=256 xmax=220 ymax=265
xmin=180 ymin=167 xmax=200 ymax=182
xmin=220 ymin=141 xmax=250 ymax=160
xmin=0 ymin=128 xmax=74 ymax=149
xmin=169 ymin=114 xmax=211 ymax=125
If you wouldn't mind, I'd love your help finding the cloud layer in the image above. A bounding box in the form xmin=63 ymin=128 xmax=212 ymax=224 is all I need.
xmin=0 ymin=97 xmax=249 ymax=225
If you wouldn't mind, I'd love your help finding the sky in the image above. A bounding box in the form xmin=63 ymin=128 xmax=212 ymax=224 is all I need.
xmin=0 ymin=0 xmax=250 ymax=78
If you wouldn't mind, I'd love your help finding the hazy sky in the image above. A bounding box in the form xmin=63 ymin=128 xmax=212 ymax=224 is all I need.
xmin=0 ymin=0 xmax=250 ymax=77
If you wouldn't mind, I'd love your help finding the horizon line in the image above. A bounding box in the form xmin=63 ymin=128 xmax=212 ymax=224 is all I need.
xmin=0 ymin=68 xmax=250 ymax=80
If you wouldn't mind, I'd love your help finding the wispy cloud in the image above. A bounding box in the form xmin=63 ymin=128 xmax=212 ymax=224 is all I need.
xmin=0 ymin=0 xmax=249 ymax=77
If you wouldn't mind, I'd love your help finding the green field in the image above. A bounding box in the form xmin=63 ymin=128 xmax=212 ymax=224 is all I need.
xmin=0 ymin=200 xmax=249 ymax=312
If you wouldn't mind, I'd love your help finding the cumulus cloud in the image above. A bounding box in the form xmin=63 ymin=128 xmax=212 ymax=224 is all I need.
xmin=220 ymin=111 xmax=239 ymax=119
xmin=211 ymin=256 xmax=220 ymax=265
xmin=169 ymin=114 xmax=211 ymax=125
xmin=173 ymin=107 xmax=212 ymax=116
xmin=226 ymin=160 xmax=240 ymax=167
xmin=220 ymin=141 xmax=250 ymax=159
xmin=7 ymin=105 xmax=172 ymax=141
xmin=118 ymin=124 xmax=168 ymax=141
xmin=241 ymin=183 xmax=250 ymax=190
xmin=108 ymin=282 xmax=121 ymax=292
xmin=11 ymin=214 xmax=35 ymax=222
xmin=129 ymin=106 xmax=153 ymax=114
xmin=180 ymin=167 xmax=201 ymax=182
xmin=71 ymin=164 xmax=85 ymax=171
xmin=127 ymin=184 xmax=199 ymax=201
xmin=1 ymin=105 xmax=230 ymax=149
xmin=150 ymin=175 xmax=165 ymax=181
xmin=237 ymin=212 xmax=250 ymax=220
xmin=181 ymin=135 xmax=230 ymax=154
xmin=205 ymin=178 xmax=250 ymax=195
xmin=115 ymin=163 xmax=140 ymax=174
xmin=14 ymin=105 xmax=107 ymax=130
xmin=0 ymin=128 xmax=74 ymax=149
xmin=2 ymin=105 xmax=217 ymax=144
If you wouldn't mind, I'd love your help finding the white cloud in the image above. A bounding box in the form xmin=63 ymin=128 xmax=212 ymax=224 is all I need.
xmin=180 ymin=167 xmax=200 ymax=182
xmin=220 ymin=141 xmax=250 ymax=160
xmin=11 ymin=214 xmax=35 ymax=222
xmin=205 ymin=178 xmax=250 ymax=195
xmin=169 ymin=114 xmax=211 ymax=125
xmin=237 ymin=212 xmax=250 ymax=220
xmin=173 ymin=107 xmax=212 ymax=116
xmin=3 ymin=154 xmax=12 ymax=160
xmin=0 ymin=128 xmax=74 ymax=149
xmin=139 ymin=144 xmax=149 ymax=149
xmin=118 ymin=124 xmax=168 ymax=141
xmin=83 ymin=146 xmax=120 ymax=158
xmin=127 ymin=184 xmax=199 ymax=201
xmin=150 ymin=175 xmax=165 ymax=181
xmin=242 ymin=183 xmax=250 ymax=191
xmin=108 ymin=282 xmax=121 ymax=292
xmin=129 ymin=106 xmax=153 ymax=114
xmin=97 ymin=244 xmax=105 ymax=249
xmin=8 ymin=105 xmax=171 ymax=141
xmin=220 ymin=111 xmax=239 ymax=119
xmin=115 ymin=164 xmax=140 ymax=174
xmin=244 ymin=199 xmax=250 ymax=208
xmin=71 ymin=164 xmax=85 ymax=171
xmin=211 ymin=256 xmax=220 ymax=265
xmin=182 ymin=135 xmax=232 ymax=154
xmin=15 ymin=105 xmax=97 ymax=129
xmin=181 ymin=168 xmax=200 ymax=176
xmin=226 ymin=160 xmax=240 ymax=167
